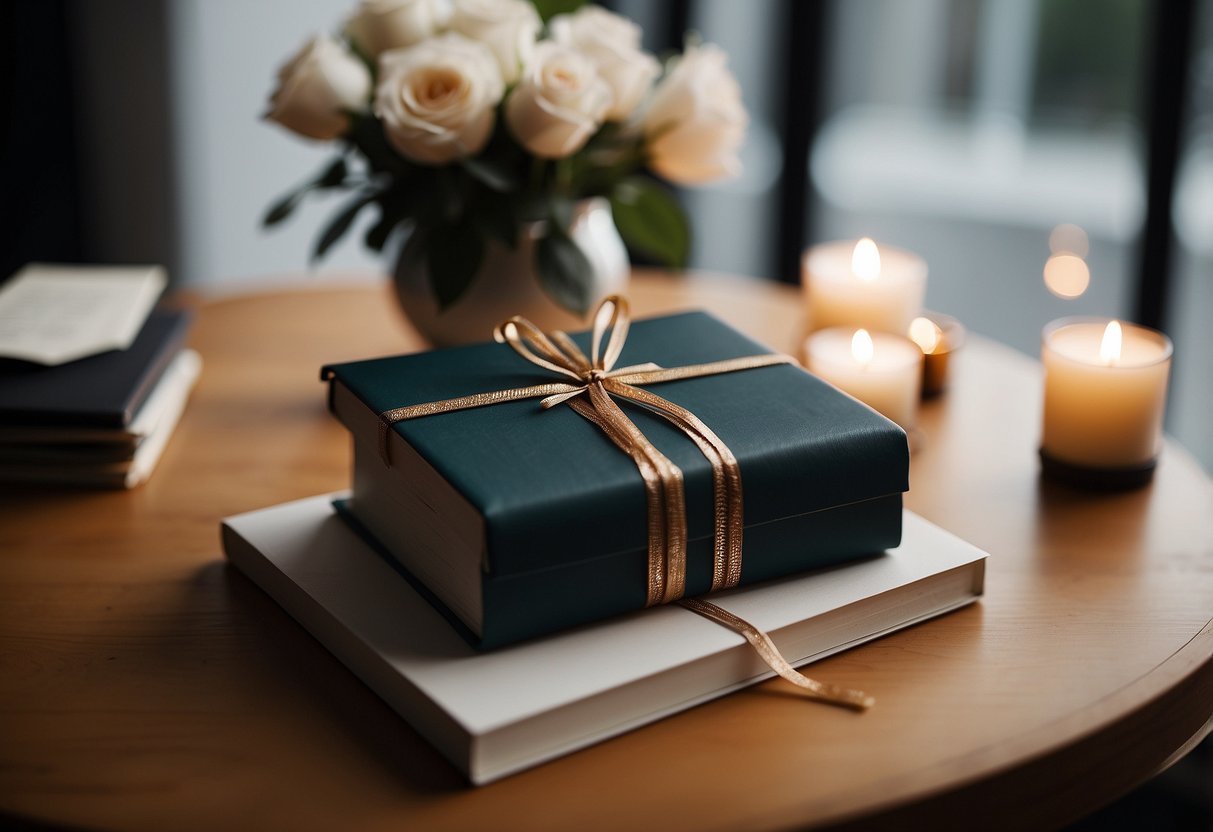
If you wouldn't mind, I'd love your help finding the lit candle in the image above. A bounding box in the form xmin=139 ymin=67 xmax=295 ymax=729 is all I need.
xmin=802 ymin=238 xmax=928 ymax=334
xmin=805 ymin=327 xmax=923 ymax=430
xmin=909 ymin=312 xmax=966 ymax=398
xmin=1040 ymin=317 xmax=1172 ymax=484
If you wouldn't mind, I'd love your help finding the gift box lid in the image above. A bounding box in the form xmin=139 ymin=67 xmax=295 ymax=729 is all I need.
xmin=323 ymin=310 xmax=909 ymax=578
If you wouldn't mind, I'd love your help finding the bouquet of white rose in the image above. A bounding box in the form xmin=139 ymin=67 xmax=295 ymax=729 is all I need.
xmin=264 ymin=0 xmax=747 ymax=315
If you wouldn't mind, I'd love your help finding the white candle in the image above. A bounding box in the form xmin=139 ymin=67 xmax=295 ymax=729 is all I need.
xmin=805 ymin=327 xmax=923 ymax=430
xmin=802 ymin=238 xmax=928 ymax=334
xmin=1041 ymin=318 xmax=1172 ymax=469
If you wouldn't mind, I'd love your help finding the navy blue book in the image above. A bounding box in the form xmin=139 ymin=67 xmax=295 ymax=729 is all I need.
xmin=0 ymin=310 xmax=192 ymax=429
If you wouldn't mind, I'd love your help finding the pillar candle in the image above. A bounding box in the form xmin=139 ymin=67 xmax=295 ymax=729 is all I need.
xmin=805 ymin=327 xmax=923 ymax=430
xmin=802 ymin=238 xmax=928 ymax=334
xmin=1040 ymin=317 xmax=1172 ymax=470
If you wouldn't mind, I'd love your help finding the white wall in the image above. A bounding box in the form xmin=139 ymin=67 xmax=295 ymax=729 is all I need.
xmin=167 ymin=0 xmax=381 ymax=286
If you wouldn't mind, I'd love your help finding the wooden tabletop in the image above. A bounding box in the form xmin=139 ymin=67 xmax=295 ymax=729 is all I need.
xmin=2 ymin=272 xmax=1211 ymax=831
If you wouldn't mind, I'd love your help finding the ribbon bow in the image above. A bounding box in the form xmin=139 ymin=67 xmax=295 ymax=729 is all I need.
xmin=495 ymin=296 xmax=753 ymax=605
xmin=376 ymin=295 xmax=873 ymax=709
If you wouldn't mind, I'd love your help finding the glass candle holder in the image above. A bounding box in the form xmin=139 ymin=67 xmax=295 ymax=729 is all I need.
xmin=909 ymin=312 xmax=966 ymax=398
xmin=1040 ymin=317 xmax=1172 ymax=489
xmin=805 ymin=327 xmax=923 ymax=431
xmin=801 ymin=238 xmax=927 ymax=335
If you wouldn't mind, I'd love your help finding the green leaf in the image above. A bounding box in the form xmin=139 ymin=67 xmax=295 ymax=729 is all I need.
xmin=530 ymin=0 xmax=585 ymax=23
xmin=376 ymin=184 xmax=414 ymax=225
xmin=311 ymin=191 xmax=378 ymax=263
xmin=316 ymin=157 xmax=348 ymax=188
xmin=610 ymin=177 xmax=690 ymax=268
xmin=536 ymin=230 xmax=593 ymax=314
xmin=426 ymin=223 xmax=486 ymax=309
xmin=347 ymin=112 xmax=413 ymax=177
xmin=546 ymin=194 xmax=575 ymax=230
xmin=402 ymin=173 xmax=441 ymax=225
xmin=408 ymin=167 xmax=467 ymax=224
xmin=434 ymin=167 xmax=466 ymax=221
xmin=462 ymin=156 xmax=520 ymax=192
xmin=263 ymin=189 xmax=304 ymax=227
xmin=364 ymin=211 xmax=401 ymax=253
xmin=471 ymin=190 xmax=520 ymax=249
xmin=263 ymin=157 xmax=350 ymax=228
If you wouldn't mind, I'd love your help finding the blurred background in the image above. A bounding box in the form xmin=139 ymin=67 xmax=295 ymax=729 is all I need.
xmin=4 ymin=0 xmax=1208 ymax=473
xmin=1 ymin=1 xmax=1210 ymax=822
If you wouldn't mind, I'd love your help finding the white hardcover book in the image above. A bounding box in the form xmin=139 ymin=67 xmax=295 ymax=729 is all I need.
xmin=222 ymin=494 xmax=986 ymax=785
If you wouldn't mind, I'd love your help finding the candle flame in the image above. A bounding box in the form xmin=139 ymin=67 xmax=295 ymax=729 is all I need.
xmin=852 ymin=329 xmax=874 ymax=365
xmin=1099 ymin=320 xmax=1122 ymax=366
xmin=909 ymin=317 xmax=942 ymax=354
xmin=851 ymin=238 xmax=881 ymax=282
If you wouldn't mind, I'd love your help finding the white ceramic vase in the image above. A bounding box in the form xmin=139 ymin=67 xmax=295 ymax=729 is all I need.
xmin=391 ymin=198 xmax=630 ymax=347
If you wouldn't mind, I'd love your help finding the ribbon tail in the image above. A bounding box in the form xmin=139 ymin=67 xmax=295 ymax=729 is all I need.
xmin=607 ymin=380 xmax=744 ymax=593
xmin=540 ymin=388 xmax=587 ymax=409
xmin=591 ymin=384 xmax=688 ymax=605
xmin=679 ymin=598 xmax=874 ymax=711
xmin=578 ymin=383 xmax=688 ymax=606
xmin=566 ymin=396 xmax=671 ymax=606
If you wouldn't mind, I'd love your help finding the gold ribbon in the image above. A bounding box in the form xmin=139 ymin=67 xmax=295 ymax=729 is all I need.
xmin=377 ymin=296 xmax=872 ymax=710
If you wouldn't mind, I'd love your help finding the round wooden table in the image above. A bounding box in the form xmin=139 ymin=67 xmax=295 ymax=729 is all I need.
xmin=2 ymin=273 xmax=1211 ymax=831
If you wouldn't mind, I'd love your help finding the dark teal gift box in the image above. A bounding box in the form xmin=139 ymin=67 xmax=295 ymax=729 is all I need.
xmin=323 ymin=310 xmax=909 ymax=649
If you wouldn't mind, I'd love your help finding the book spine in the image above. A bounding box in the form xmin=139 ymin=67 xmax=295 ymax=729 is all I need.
xmin=118 ymin=310 xmax=194 ymax=427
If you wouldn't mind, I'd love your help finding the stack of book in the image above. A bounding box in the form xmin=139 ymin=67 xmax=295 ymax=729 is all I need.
xmin=223 ymin=307 xmax=987 ymax=782
xmin=225 ymin=497 xmax=985 ymax=784
xmin=0 ymin=264 xmax=201 ymax=488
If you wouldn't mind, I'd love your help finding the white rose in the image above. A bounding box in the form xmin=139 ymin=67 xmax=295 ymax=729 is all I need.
xmin=449 ymin=0 xmax=540 ymax=84
xmin=505 ymin=42 xmax=611 ymax=159
xmin=642 ymin=44 xmax=748 ymax=185
xmin=374 ymin=34 xmax=504 ymax=164
xmin=549 ymin=6 xmax=660 ymax=121
xmin=345 ymin=0 xmax=450 ymax=57
xmin=265 ymin=35 xmax=371 ymax=141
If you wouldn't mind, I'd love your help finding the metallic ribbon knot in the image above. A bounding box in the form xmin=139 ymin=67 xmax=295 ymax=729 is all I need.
xmin=376 ymin=295 xmax=872 ymax=710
